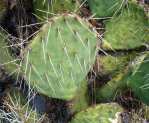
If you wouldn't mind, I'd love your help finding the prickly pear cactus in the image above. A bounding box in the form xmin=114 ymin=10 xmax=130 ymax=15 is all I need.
xmin=95 ymin=52 xmax=149 ymax=105
xmin=102 ymin=4 xmax=148 ymax=50
xmin=33 ymin=0 xmax=79 ymax=20
xmin=95 ymin=70 xmax=129 ymax=102
xmin=97 ymin=53 xmax=137 ymax=78
xmin=127 ymin=52 xmax=149 ymax=105
xmin=70 ymin=103 xmax=123 ymax=123
xmin=2 ymin=88 xmax=46 ymax=123
xmin=93 ymin=3 xmax=149 ymax=105
xmin=22 ymin=14 xmax=97 ymax=111
xmin=87 ymin=0 xmax=125 ymax=17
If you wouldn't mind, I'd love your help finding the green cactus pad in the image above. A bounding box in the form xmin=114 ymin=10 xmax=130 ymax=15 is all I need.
xmin=97 ymin=53 xmax=136 ymax=77
xmin=22 ymin=14 xmax=97 ymax=102
xmin=70 ymin=103 xmax=123 ymax=123
xmin=94 ymin=52 xmax=137 ymax=102
xmin=128 ymin=52 xmax=149 ymax=105
xmin=33 ymin=0 xmax=79 ymax=20
xmin=95 ymin=54 xmax=145 ymax=102
xmin=95 ymin=71 xmax=129 ymax=102
xmin=87 ymin=0 xmax=125 ymax=17
xmin=102 ymin=4 xmax=149 ymax=50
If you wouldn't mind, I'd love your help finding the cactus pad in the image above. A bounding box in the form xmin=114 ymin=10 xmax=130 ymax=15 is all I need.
xmin=70 ymin=103 xmax=123 ymax=123
xmin=102 ymin=4 xmax=149 ymax=50
xmin=97 ymin=53 xmax=136 ymax=77
xmin=95 ymin=53 xmax=149 ymax=104
xmin=95 ymin=71 xmax=129 ymax=102
xmin=22 ymin=14 xmax=97 ymax=101
xmin=87 ymin=0 xmax=124 ymax=17
xmin=128 ymin=52 xmax=149 ymax=105
xmin=33 ymin=0 xmax=79 ymax=20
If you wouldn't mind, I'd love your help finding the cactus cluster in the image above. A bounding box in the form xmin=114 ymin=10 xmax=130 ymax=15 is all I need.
xmin=0 ymin=0 xmax=148 ymax=122
xmin=95 ymin=1 xmax=149 ymax=105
